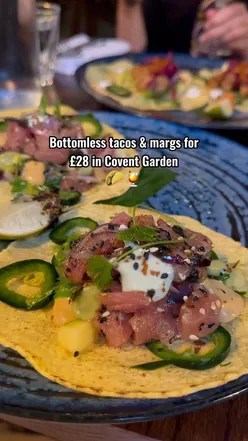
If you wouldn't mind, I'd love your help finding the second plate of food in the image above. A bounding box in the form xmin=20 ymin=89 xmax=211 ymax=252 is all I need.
xmin=77 ymin=53 xmax=248 ymax=129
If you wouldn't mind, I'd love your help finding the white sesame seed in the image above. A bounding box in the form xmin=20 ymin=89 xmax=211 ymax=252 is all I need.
xmin=191 ymin=246 xmax=196 ymax=251
xmin=189 ymin=334 xmax=199 ymax=341
xmin=157 ymin=308 xmax=164 ymax=312
xmin=178 ymin=236 xmax=184 ymax=240
xmin=216 ymin=300 xmax=221 ymax=308
xmin=119 ymin=224 xmax=128 ymax=231
xmin=183 ymin=296 xmax=188 ymax=302
xmin=179 ymin=272 xmax=187 ymax=280
xmin=208 ymin=288 xmax=214 ymax=294
xmin=211 ymin=302 xmax=217 ymax=310
xmin=102 ymin=311 xmax=110 ymax=318
xmin=184 ymin=258 xmax=191 ymax=264
xmin=150 ymin=247 xmax=159 ymax=252
xmin=199 ymin=308 xmax=206 ymax=315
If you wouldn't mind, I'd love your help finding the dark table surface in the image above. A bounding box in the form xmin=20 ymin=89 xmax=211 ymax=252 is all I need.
xmin=50 ymin=73 xmax=248 ymax=441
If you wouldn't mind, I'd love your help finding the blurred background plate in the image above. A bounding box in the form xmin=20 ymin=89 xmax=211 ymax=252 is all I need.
xmin=77 ymin=53 xmax=248 ymax=130
xmin=0 ymin=112 xmax=247 ymax=423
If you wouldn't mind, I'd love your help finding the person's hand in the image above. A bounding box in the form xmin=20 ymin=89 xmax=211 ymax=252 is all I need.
xmin=200 ymin=3 xmax=248 ymax=59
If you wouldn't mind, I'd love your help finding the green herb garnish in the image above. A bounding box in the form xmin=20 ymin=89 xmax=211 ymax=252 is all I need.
xmin=235 ymin=290 xmax=248 ymax=299
xmin=117 ymin=206 xmax=159 ymax=243
xmin=118 ymin=225 xmax=158 ymax=242
xmin=95 ymin=168 xmax=177 ymax=207
xmin=54 ymin=100 xmax=62 ymax=120
xmin=39 ymin=95 xmax=48 ymax=116
xmin=215 ymin=272 xmax=231 ymax=282
xmin=11 ymin=178 xmax=39 ymax=198
xmin=210 ymin=250 xmax=219 ymax=261
xmin=87 ymin=255 xmax=113 ymax=291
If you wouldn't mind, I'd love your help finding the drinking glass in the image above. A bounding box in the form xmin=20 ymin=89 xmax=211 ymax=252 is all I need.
xmin=37 ymin=2 xmax=61 ymax=86
xmin=0 ymin=0 xmax=41 ymax=109
xmin=191 ymin=0 xmax=233 ymax=58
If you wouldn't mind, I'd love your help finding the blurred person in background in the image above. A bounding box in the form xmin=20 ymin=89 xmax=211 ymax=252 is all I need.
xmin=116 ymin=0 xmax=248 ymax=59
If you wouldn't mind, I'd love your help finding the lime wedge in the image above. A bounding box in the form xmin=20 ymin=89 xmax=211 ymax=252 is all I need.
xmin=0 ymin=201 xmax=50 ymax=239
xmin=204 ymin=98 xmax=234 ymax=120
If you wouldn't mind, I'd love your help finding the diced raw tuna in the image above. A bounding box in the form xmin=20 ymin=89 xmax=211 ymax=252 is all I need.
xmin=61 ymin=174 xmax=98 ymax=192
xmin=5 ymin=121 xmax=30 ymax=151
xmin=64 ymin=223 xmax=124 ymax=284
xmin=135 ymin=215 xmax=156 ymax=227
xmin=95 ymin=311 xmax=132 ymax=347
xmin=101 ymin=291 xmax=151 ymax=313
xmin=110 ymin=212 xmax=131 ymax=226
xmin=130 ymin=300 xmax=181 ymax=345
xmin=179 ymin=286 xmax=222 ymax=340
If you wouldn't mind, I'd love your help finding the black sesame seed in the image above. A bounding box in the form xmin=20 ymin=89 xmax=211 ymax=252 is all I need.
xmin=199 ymin=323 xmax=205 ymax=331
xmin=144 ymin=251 xmax=150 ymax=260
xmin=147 ymin=289 xmax=155 ymax=298
xmin=74 ymin=351 xmax=79 ymax=358
xmin=66 ymin=267 xmax=71 ymax=273
xmin=99 ymin=241 xmax=104 ymax=248
xmin=172 ymin=313 xmax=179 ymax=319
xmin=199 ymin=246 xmax=205 ymax=252
xmin=172 ymin=225 xmax=185 ymax=237
xmin=100 ymin=305 xmax=107 ymax=313
xmin=108 ymin=223 xmax=115 ymax=230
xmin=99 ymin=317 xmax=107 ymax=324
xmin=161 ymin=273 xmax=168 ymax=279
xmin=133 ymin=262 xmax=139 ymax=270
xmin=104 ymin=288 xmax=112 ymax=293
xmin=130 ymin=253 xmax=136 ymax=260
xmin=99 ymin=330 xmax=105 ymax=337
xmin=208 ymin=323 xmax=215 ymax=329
xmin=193 ymin=296 xmax=199 ymax=302
xmin=91 ymin=245 xmax=97 ymax=252
xmin=199 ymin=287 xmax=208 ymax=295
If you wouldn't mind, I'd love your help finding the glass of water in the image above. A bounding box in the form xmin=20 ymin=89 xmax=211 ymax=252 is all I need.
xmin=37 ymin=2 xmax=61 ymax=86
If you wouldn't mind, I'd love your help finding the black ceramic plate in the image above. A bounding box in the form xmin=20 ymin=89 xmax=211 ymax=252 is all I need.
xmin=0 ymin=113 xmax=247 ymax=423
xmin=76 ymin=53 xmax=248 ymax=130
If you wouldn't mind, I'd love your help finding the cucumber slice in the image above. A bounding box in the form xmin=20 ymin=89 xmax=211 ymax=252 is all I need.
xmin=0 ymin=201 xmax=51 ymax=239
xmin=59 ymin=191 xmax=81 ymax=206
xmin=106 ymin=84 xmax=132 ymax=98
xmin=73 ymin=285 xmax=101 ymax=321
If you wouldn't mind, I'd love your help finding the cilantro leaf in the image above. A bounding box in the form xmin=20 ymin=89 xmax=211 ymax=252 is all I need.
xmin=118 ymin=225 xmax=158 ymax=242
xmin=87 ymin=256 xmax=113 ymax=290
xmin=95 ymin=168 xmax=176 ymax=207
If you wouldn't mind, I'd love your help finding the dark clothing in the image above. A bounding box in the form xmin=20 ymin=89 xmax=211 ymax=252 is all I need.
xmin=142 ymin=0 xmax=248 ymax=53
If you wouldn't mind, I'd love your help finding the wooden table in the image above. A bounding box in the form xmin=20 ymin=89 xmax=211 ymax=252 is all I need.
xmin=10 ymin=74 xmax=245 ymax=441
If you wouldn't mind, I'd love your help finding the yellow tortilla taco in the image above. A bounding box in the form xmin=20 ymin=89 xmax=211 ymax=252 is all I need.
xmin=0 ymin=201 xmax=247 ymax=399
xmin=85 ymin=55 xmax=248 ymax=119
xmin=0 ymin=104 xmax=138 ymax=241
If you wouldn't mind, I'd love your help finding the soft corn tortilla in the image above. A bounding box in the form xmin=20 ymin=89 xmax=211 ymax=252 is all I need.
xmin=0 ymin=203 xmax=247 ymax=399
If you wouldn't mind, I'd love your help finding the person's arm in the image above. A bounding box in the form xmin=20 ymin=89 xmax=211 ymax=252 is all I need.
xmin=116 ymin=0 xmax=148 ymax=52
